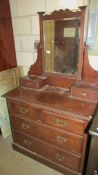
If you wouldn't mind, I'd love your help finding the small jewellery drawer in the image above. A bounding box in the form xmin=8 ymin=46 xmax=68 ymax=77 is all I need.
xmin=14 ymin=131 xmax=81 ymax=172
xmin=42 ymin=110 xmax=85 ymax=135
xmin=71 ymin=86 xmax=98 ymax=101
xmin=13 ymin=116 xmax=83 ymax=154
xmin=8 ymin=100 xmax=41 ymax=121
xmin=21 ymin=76 xmax=46 ymax=89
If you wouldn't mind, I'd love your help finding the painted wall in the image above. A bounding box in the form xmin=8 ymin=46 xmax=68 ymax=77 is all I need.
xmin=9 ymin=0 xmax=88 ymax=73
xmin=0 ymin=67 xmax=25 ymax=138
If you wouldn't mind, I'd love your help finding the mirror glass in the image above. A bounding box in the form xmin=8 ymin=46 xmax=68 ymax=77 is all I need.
xmin=44 ymin=18 xmax=80 ymax=74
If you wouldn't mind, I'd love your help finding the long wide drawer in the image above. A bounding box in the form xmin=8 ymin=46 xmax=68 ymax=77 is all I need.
xmin=12 ymin=116 xmax=83 ymax=154
xmin=8 ymin=100 xmax=41 ymax=121
xmin=42 ymin=110 xmax=86 ymax=135
xmin=14 ymin=131 xmax=81 ymax=173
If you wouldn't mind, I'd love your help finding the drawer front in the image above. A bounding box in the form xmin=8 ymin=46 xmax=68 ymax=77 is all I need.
xmin=8 ymin=101 xmax=41 ymax=121
xmin=21 ymin=78 xmax=46 ymax=89
xmin=42 ymin=110 xmax=85 ymax=135
xmin=21 ymin=79 xmax=39 ymax=89
xmin=14 ymin=131 xmax=81 ymax=172
xmin=71 ymin=87 xmax=98 ymax=101
xmin=12 ymin=116 xmax=83 ymax=154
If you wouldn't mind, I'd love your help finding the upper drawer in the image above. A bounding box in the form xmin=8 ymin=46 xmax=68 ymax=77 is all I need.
xmin=42 ymin=110 xmax=86 ymax=135
xmin=71 ymin=86 xmax=98 ymax=102
xmin=8 ymin=100 xmax=41 ymax=121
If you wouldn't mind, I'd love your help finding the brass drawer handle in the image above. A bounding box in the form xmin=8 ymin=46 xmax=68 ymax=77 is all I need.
xmin=56 ymin=154 xmax=65 ymax=162
xmin=81 ymin=91 xmax=87 ymax=97
xmin=56 ymin=119 xmax=66 ymax=127
xmin=20 ymin=107 xmax=28 ymax=114
xmin=57 ymin=136 xmax=66 ymax=143
xmin=24 ymin=139 xmax=32 ymax=146
xmin=22 ymin=123 xmax=30 ymax=129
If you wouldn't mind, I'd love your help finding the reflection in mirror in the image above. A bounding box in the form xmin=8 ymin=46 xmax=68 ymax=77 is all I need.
xmin=44 ymin=18 xmax=80 ymax=74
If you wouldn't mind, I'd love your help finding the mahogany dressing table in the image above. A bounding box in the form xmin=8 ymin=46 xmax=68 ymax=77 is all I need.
xmin=5 ymin=7 xmax=98 ymax=175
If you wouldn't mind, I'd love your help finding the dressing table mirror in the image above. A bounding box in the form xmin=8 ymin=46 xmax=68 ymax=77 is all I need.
xmin=5 ymin=6 xmax=98 ymax=175
xmin=44 ymin=17 xmax=80 ymax=74
xmin=29 ymin=7 xmax=85 ymax=81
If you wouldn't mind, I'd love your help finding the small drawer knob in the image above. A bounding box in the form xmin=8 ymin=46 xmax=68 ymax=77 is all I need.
xmin=20 ymin=107 xmax=28 ymax=114
xmin=22 ymin=123 xmax=30 ymax=129
xmin=24 ymin=139 xmax=32 ymax=146
xmin=81 ymin=91 xmax=87 ymax=97
xmin=56 ymin=154 xmax=64 ymax=162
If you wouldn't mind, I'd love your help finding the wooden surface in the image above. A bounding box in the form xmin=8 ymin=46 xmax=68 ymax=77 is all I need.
xmin=6 ymin=87 xmax=96 ymax=120
xmin=83 ymin=45 xmax=98 ymax=85
xmin=0 ymin=0 xmax=17 ymax=71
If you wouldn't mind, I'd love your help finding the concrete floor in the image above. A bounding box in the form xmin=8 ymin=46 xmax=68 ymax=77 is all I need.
xmin=0 ymin=135 xmax=63 ymax=175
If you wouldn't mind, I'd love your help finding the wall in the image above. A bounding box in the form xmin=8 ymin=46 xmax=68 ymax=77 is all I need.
xmin=9 ymin=0 xmax=88 ymax=74
xmin=0 ymin=67 xmax=24 ymax=138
